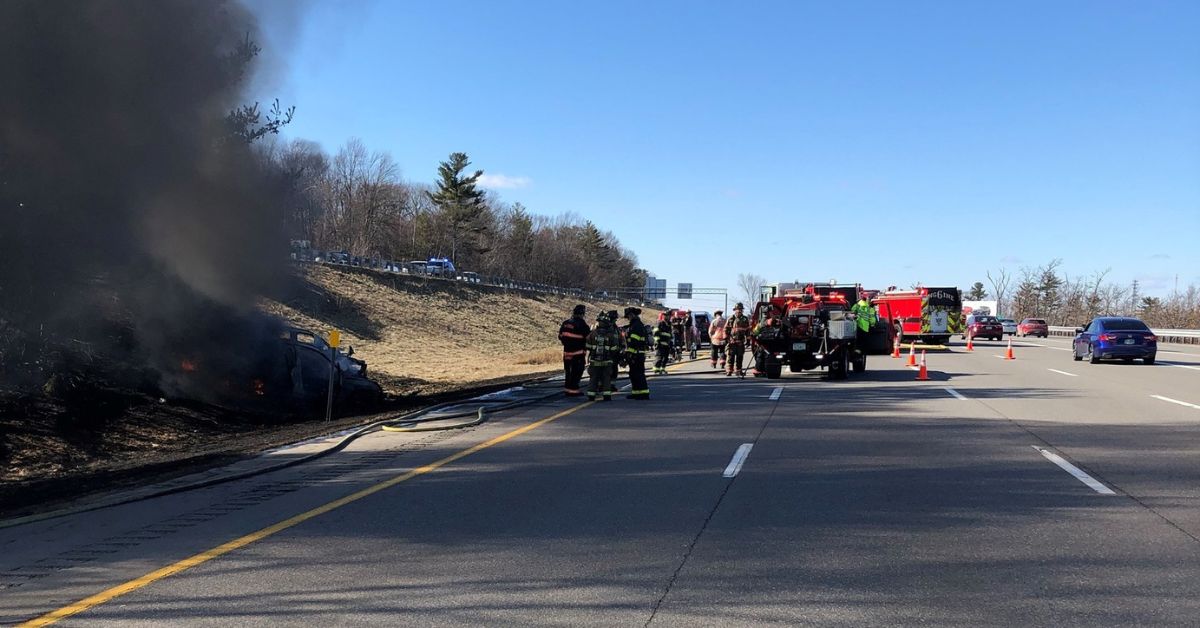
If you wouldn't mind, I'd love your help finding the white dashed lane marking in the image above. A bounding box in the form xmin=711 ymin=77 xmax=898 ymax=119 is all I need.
xmin=1161 ymin=362 xmax=1200 ymax=371
xmin=1150 ymin=395 xmax=1200 ymax=410
xmin=944 ymin=387 xmax=967 ymax=400
xmin=723 ymin=444 xmax=754 ymax=478
xmin=769 ymin=387 xmax=782 ymax=401
xmin=1047 ymin=369 xmax=1078 ymax=377
xmin=1034 ymin=446 xmax=1116 ymax=495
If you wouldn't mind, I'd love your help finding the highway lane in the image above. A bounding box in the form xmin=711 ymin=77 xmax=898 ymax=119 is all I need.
xmin=2 ymin=348 xmax=1198 ymax=626
xmin=934 ymin=336 xmax=1200 ymax=544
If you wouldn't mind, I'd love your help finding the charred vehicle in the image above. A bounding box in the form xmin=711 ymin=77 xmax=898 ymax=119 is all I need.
xmin=279 ymin=327 xmax=383 ymax=408
xmin=750 ymin=284 xmax=867 ymax=380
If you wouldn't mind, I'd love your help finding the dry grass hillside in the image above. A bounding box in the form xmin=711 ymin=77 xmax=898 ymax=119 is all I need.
xmin=262 ymin=264 xmax=661 ymax=396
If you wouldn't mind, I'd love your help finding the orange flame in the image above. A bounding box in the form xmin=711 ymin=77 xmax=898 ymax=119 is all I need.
xmin=180 ymin=360 xmax=197 ymax=373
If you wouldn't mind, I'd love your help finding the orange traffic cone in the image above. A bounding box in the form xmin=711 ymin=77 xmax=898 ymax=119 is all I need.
xmin=965 ymin=334 xmax=974 ymax=352
xmin=1005 ymin=338 xmax=1015 ymax=360
xmin=906 ymin=342 xmax=917 ymax=366
xmin=891 ymin=336 xmax=901 ymax=358
xmin=916 ymin=351 xmax=929 ymax=380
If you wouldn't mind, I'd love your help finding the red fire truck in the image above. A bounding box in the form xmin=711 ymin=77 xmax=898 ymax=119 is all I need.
xmin=872 ymin=286 xmax=963 ymax=346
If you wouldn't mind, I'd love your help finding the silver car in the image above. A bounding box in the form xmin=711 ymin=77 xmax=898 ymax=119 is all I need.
xmin=999 ymin=318 xmax=1017 ymax=336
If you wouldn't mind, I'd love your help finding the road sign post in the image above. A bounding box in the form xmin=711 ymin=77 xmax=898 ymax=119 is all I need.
xmin=325 ymin=330 xmax=341 ymax=422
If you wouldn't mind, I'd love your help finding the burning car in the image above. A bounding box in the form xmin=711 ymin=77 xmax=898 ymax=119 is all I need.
xmin=279 ymin=327 xmax=383 ymax=409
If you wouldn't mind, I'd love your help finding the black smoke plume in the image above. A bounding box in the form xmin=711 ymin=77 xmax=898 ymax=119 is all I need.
xmin=0 ymin=0 xmax=295 ymax=402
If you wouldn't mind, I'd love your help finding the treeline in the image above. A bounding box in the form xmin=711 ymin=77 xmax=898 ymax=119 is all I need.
xmin=264 ymin=138 xmax=645 ymax=291
xmin=980 ymin=260 xmax=1200 ymax=328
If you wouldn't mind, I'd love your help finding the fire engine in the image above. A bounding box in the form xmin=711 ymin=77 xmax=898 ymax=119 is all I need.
xmin=872 ymin=286 xmax=963 ymax=346
xmin=749 ymin=283 xmax=867 ymax=380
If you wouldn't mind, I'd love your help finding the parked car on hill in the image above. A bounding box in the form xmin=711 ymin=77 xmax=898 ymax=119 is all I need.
xmin=425 ymin=257 xmax=456 ymax=277
xmin=1018 ymin=318 xmax=1049 ymax=337
xmin=1072 ymin=317 xmax=1156 ymax=364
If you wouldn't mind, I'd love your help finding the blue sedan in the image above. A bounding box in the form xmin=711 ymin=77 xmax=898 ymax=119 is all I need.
xmin=1073 ymin=317 xmax=1157 ymax=364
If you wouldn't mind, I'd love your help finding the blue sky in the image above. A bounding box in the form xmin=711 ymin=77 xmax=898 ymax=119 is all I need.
xmin=268 ymin=0 xmax=1199 ymax=310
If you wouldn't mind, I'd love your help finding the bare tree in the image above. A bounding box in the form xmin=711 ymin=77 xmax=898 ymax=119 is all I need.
xmin=737 ymin=273 xmax=767 ymax=307
xmin=986 ymin=268 xmax=1012 ymax=315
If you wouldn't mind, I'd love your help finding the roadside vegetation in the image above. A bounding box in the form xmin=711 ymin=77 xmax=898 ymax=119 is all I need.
xmin=268 ymin=142 xmax=646 ymax=292
xmin=979 ymin=260 xmax=1199 ymax=327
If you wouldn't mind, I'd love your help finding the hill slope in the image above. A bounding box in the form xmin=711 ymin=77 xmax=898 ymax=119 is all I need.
xmin=266 ymin=263 xmax=658 ymax=395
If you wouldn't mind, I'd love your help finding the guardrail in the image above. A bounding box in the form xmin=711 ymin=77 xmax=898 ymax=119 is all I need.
xmin=290 ymin=250 xmax=649 ymax=306
xmin=1048 ymin=326 xmax=1200 ymax=345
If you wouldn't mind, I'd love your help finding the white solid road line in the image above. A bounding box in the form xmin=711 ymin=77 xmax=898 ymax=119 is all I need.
xmin=1033 ymin=446 xmax=1116 ymax=495
xmin=1150 ymin=394 xmax=1200 ymax=410
xmin=944 ymin=387 xmax=967 ymax=400
xmin=1047 ymin=368 xmax=1078 ymax=377
xmin=723 ymin=444 xmax=754 ymax=478
xmin=769 ymin=386 xmax=782 ymax=400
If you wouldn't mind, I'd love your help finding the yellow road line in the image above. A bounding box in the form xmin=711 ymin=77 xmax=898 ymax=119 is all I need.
xmin=20 ymin=401 xmax=595 ymax=627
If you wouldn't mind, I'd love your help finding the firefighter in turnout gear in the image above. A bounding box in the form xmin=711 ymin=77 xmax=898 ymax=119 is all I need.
xmin=585 ymin=311 xmax=625 ymax=401
xmin=751 ymin=306 xmax=785 ymax=377
xmin=653 ymin=319 xmax=673 ymax=374
xmin=708 ymin=309 xmax=727 ymax=369
xmin=558 ymin=304 xmax=590 ymax=396
xmin=724 ymin=302 xmax=752 ymax=377
xmin=623 ymin=307 xmax=650 ymax=399
xmin=607 ymin=310 xmax=621 ymax=393
xmin=851 ymin=296 xmax=876 ymax=334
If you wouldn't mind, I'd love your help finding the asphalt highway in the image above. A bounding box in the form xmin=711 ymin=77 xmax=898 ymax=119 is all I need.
xmin=3 ymin=338 xmax=1199 ymax=626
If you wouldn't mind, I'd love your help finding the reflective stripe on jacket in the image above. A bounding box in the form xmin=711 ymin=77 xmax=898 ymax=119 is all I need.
xmin=725 ymin=314 xmax=751 ymax=344
xmin=586 ymin=327 xmax=625 ymax=366
xmin=624 ymin=318 xmax=649 ymax=353
xmin=709 ymin=316 xmax=727 ymax=343
xmin=559 ymin=316 xmax=590 ymax=353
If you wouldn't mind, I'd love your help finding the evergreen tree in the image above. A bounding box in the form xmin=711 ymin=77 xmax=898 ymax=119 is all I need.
xmin=426 ymin=152 xmax=489 ymax=265
xmin=966 ymin=282 xmax=988 ymax=300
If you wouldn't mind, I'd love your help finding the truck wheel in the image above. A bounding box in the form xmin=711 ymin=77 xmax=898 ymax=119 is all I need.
xmin=829 ymin=349 xmax=849 ymax=380
xmin=766 ymin=362 xmax=782 ymax=379
xmin=852 ymin=354 xmax=866 ymax=373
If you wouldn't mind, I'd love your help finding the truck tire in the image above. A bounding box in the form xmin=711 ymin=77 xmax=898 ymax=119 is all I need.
xmin=852 ymin=353 xmax=866 ymax=373
xmin=828 ymin=348 xmax=849 ymax=380
xmin=766 ymin=362 xmax=782 ymax=379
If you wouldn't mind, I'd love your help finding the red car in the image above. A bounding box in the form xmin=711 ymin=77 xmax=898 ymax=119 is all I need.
xmin=964 ymin=315 xmax=1004 ymax=341
xmin=1018 ymin=318 xmax=1049 ymax=338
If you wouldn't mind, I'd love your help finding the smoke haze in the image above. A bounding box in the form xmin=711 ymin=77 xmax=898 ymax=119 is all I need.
xmin=0 ymin=0 xmax=298 ymax=399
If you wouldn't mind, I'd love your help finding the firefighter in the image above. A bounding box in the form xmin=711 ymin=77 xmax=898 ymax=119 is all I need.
xmin=724 ymin=302 xmax=752 ymax=377
xmin=669 ymin=310 xmax=687 ymax=361
xmin=708 ymin=309 xmax=727 ymax=369
xmin=585 ymin=311 xmax=624 ymax=401
xmin=653 ymin=318 xmax=674 ymax=374
xmin=684 ymin=310 xmax=698 ymax=359
xmin=623 ymin=307 xmax=650 ymax=399
xmin=751 ymin=306 xmax=784 ymax=377
xmin=558 ymin=304 xmax=590 ymax=396
xmin=851 ymin=295 xmax=877 ymax=334
xmin=608 ymin=309 xmax=621 ymax=393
